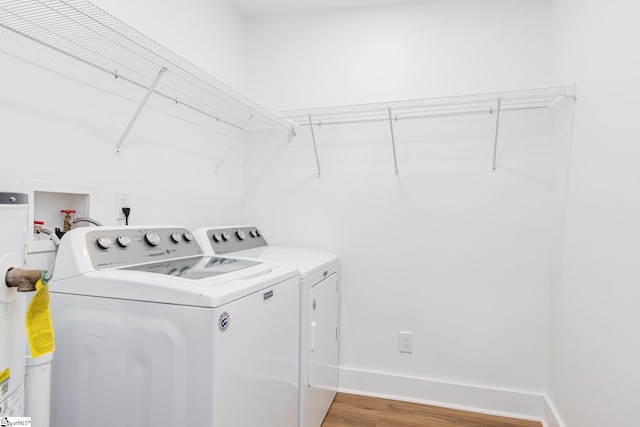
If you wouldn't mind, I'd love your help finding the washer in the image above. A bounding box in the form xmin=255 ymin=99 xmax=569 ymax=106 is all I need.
xmin=48 ymin=225 xmax=299 ymax=427
xmin=193 ymin=225 xmax=339 ymax=427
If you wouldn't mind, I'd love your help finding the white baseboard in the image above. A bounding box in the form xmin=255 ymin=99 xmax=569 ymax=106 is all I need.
xmin=338 ymin=367 xmax=562 ymax=424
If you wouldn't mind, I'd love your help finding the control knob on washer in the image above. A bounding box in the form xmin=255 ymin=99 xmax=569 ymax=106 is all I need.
xmin=96 ymin=236 xmax=112 ymax=250
xmin=170 ymin=232 xmax=181 ymax=244
xmin=212 ymin=233 xmax=222 ymax=243
xmin=221 ymin=232 xmax=230 ymax=242
xmin=236 ymin=229 xmax=246 ymax=241
xmin=183 ymin=231 xmax=194 ymax=242
xmin=116 ymin=235 xmax=130 ymax=248
xmin=144 ymin=231 xmax=161 ymax=247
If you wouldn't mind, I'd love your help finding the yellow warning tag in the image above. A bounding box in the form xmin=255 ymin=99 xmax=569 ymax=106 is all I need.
xmin=25 ymin=278 xmax=55 ymax=358
xmin=0 ymin=367 xmax=9 ymax=384
xmin=0 ymin=367 xmax=9 ymax=396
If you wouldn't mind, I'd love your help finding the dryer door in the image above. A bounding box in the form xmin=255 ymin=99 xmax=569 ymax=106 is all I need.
xmin=307 ymin=272 xmax=339 ymax=392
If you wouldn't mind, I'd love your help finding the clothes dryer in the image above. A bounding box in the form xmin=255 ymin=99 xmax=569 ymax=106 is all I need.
xmin=193 ymin=225 xmax=339 ymax=427
xmin=48 ymin=225 xmax=299 ymax=427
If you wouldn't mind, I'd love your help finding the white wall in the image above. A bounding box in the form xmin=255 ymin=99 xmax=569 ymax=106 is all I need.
xmin=0 ymin=0 xmax=248 ymax=271
xmin=245 ymin=0 xmax=554 ymax=110
xmin=547 ymin=1 xmax=640 ymax=426
xmin=90 ymin=0 xmax=247 ymax=91
xmin=243 ymin=0 xmax=564 ymax=417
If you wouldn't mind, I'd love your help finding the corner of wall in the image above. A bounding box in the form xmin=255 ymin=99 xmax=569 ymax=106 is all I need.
xmin=541 ymin=395 xmax=565 ymax=427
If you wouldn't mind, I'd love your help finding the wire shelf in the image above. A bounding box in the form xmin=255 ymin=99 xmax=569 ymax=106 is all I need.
xmin=280 ymin=85 xmax=575 ymax=127
xmin=279 ymin=85 xmax=576 ymax=176
xmin=0 ymin=0 xmax=292 ymax=131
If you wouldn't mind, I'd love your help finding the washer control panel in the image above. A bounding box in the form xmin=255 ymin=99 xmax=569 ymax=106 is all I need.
xmin=205 ymin=226 xmax=267 ymax=254
xmin=84 ymin=227 xmax=202 ymax=269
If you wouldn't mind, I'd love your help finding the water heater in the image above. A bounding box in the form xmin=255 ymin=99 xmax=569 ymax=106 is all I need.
xmin=0 ymin=191 xmax=29 ymax=417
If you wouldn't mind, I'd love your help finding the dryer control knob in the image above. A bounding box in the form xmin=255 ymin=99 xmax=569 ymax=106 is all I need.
xmin=116 ymin=235 xmax=130 ymax=248
xmin=96 ymin=236 xmax=112 ymax=250
xmin=144 ymin=231 xmax=161 ymax=247
xmin=221 ymin=232 xmax=230 ymax=242
xmin=250 ymin=230 xmax=258 ymax=238
xmin=212 ymin=233 xmax=222 ymax=243
xmin=183 ymin=231 xmax=194 ymax=242
xmin=236 ymin=229 xmax=246 ymax=241
xmin=170 ymin=232 xmax=181 ymax=243
xmin=255 ymin=228 xmax=262 ymax=237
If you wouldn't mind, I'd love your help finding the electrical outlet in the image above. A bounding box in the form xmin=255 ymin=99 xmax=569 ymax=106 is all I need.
xmin=399 ymin=331 xmax=413 ymax=353
xmin=116 ymin=192 xmax=131 ymax=220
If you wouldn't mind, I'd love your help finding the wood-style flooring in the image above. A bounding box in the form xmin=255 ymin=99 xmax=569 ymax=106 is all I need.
xmin=321 ymin=393 xmax=542 ymax=427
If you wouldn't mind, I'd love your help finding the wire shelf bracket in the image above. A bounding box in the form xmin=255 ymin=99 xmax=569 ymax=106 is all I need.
xmin=388 ymin=108 xmax=399 ymax=175
xmin=115 ymin=66 xmax=167 ymax=155
xmin=491 ymin=97 xmax=502 ymax=172
xmin=308 ymin=115 xmax=322 ymax=177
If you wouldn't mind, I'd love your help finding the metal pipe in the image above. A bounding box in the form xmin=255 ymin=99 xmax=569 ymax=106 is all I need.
xmin=5 ymin=268 xmax=44 ymax=292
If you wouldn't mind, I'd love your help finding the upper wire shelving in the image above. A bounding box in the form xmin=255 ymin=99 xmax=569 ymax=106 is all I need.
xmin=0 ymin=0 xmax=292 ymax=150
xmin=279 ymin=85 xmax=575 ymax=127
xmin=278 ymin=85 xmax=577 ymax=175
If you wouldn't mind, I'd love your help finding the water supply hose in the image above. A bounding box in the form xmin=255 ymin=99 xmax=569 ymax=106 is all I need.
xmin=70 ymin=216 xmax=103 ymax=227
xmin=35 ymin=226 xmax=61 ymax=246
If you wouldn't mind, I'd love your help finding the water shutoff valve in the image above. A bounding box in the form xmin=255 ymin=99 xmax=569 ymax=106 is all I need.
xmin=60 ymin=209 xmax=76 ymax=232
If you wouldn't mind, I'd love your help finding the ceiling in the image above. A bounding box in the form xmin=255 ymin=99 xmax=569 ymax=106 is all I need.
xmin=228 ymin=0 xmax=428 ymax=17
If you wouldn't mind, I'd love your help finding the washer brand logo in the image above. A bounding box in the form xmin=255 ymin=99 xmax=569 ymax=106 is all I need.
xmin=219 ymin=312 xmax=230 ymax=331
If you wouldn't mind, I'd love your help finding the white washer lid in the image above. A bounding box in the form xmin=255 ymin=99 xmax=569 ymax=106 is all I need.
xmin=49 ymin=259 xmax=298 ymax=308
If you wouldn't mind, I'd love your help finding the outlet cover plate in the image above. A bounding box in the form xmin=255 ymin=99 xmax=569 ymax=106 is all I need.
xmin=399 ymin=331 xmax=413 ymax=353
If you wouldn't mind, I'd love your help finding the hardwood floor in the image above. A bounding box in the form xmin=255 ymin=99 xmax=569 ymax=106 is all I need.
xmin=321 ymin=393 xmax=542 ymax=427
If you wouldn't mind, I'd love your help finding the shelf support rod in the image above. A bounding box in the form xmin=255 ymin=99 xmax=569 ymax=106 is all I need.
xmin=115 ymin=66 xmax=167 ymax=155
xmin=215 ymin=115 xmax=253 ymax=173
xmin=308 ymin=115 xmax=321 ymax=177
xmin=492 ymin=97 xmax=502 ymax=172
xmin=388 ymin=109 xmax=399 ymax=175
